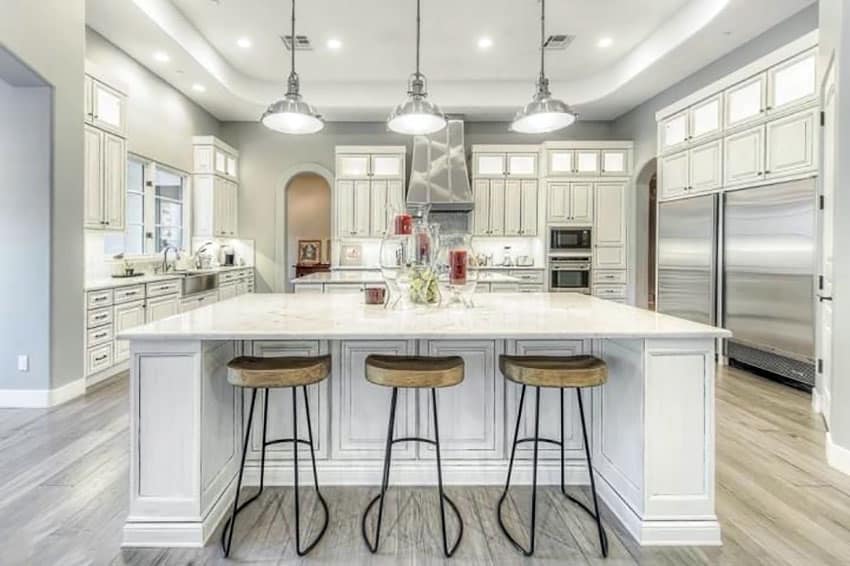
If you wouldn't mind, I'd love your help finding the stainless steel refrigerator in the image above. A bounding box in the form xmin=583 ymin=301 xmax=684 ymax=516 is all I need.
xmin=657 ymin=178 xmax=816 ymax=386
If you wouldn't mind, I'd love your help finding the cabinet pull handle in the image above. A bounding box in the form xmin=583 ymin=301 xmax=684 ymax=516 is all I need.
xmin=94 ymin=332 xmax=107 ymax=339
xmin=159 ymin=285 xmax=171 ymax=290
xmin=95 ymin=355 xmax=108 ymax=362
xmin=765 ymin=170 xmax=771 ymax=174
xmin=94 ymin=314 xmax=107 ymax=320
xmin=94 ymin=296 xmax=107 ymax=302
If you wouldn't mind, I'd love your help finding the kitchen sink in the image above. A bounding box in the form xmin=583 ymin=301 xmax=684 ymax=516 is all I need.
xmin=181 ymin=272 xmax=218 ymax=297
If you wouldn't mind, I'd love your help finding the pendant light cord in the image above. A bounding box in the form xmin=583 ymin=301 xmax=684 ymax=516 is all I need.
xmin=415 ymin=0 xmax=421 ymax=77
xmin=539 ymin=0 xmax=545 ymax=81
xmin=290 ymin=0 xmax=296 ymax=76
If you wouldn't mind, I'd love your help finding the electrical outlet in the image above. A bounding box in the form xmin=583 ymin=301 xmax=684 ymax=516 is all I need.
xmin=17 ymin=355 xmax=29 ymax=372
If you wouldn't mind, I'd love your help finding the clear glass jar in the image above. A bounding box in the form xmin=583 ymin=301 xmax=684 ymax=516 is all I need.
xmin=380 ymin=204 xmax=440 ymax=308
xmin=435 ymin=232 xmax=479 ymax=307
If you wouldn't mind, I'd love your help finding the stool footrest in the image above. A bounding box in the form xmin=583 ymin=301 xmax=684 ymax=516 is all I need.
xmin=264 ymin=437 xmax=314 ymax=448
xmin=389 ymin=436 xmax=438 ymax=447
xmin=514 ymin=437 xmax=562 ymax=448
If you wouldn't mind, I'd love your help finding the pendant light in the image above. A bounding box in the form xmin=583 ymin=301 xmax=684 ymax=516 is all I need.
xmin=510 ymin=0 xmax=576 ymax=134
xmin=387 ymin=0 xmax=447 ymax=135
xmin=261 ymin=0 xmax=324 ymax=134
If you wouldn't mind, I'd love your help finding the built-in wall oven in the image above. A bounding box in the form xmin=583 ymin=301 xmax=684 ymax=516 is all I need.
xmin=549 ymin=227 xmax=592 ymax=255
xmin=548 ymin=256 xmax=592 ymax=293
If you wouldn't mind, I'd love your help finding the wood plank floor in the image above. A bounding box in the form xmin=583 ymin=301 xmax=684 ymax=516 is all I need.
xmin=1 ymin=366 xmax=849 ymax=565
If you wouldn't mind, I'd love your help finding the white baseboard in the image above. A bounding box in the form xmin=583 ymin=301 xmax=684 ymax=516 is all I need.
xmin=86 ymin=361 xmax=128 ymax=389
xmin=0 ymin=378 xmax=86 ymax=408
xmin=812 ymin=388 xmax=822 ymax=413
xmin=826 ymin=432 xmax=850 ymax=476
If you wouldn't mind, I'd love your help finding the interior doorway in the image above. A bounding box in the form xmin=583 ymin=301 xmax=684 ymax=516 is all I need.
xmin=285 ymin=173 xmax=332 ymax=292
xmin=648 ymin=173 xmax=658 ymax=311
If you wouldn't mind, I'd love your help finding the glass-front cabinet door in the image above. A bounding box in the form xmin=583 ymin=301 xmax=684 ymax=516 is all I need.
xmin=91 ymin=79 xmax=126 ymax=136
xmin=370 ymin=154 xmax=402 ymax=178
xmin=474 ymin=153 xmax=506 ymax=177
xmin=336 ymin=154 xmax=371 ymax=178
xmin=547 ymin=150 xmax=574 ymax=175
xmin=768 ymin=49 xmax=817 ymax=113
xmin=689 ymin=95 xmax=722 ymax=142
xmin=506 ymin=153 xmax=538 ymax=178
xmin=661 ymin=112 xmax=689 ymax=151
xmin=725 ymin=74 xmax=766 ymax=128
xmin=575 ymin=151 xmax=600 ymax=175
xmin=600 ymin=150 xmax=627 ymax=176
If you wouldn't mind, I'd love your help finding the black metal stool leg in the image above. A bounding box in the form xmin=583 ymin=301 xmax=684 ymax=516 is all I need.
xmin=293 ymin=385 xmax=330 ymax=556
xmin=560 ymin=387 xmax=565 ymax=494
xmin=432 ymin=388 xmax=464 ymax=558
xmin=221 ymin=388 xmax=258 ymax=557
xmin=576 ymin=388 xmax=609 ymax=558
xmin=362 ymin=387 xmax=399 ymax=553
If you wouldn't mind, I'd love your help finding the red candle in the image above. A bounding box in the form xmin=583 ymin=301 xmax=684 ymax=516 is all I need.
xmin=449 ymin=249 xmax=467 ymax=285
xmin=417 ymin=232 xmax=431 ymax=261
xmin=394 ymin=213 xmax=412 ymax=235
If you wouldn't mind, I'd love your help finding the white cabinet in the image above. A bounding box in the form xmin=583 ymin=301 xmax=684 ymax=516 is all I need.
xmin=547 ymin=150 xmax=574 ymax=176
xmin=336 ymin=179 xmax=371 ymax=238
xmin=474 ymin=153 xmax=506 ymax=177
xmin=334 ymin=147 xmax=405 ymax=239
xmin=689 ymin=140 xmax=723 ymax=194
xmin=472 ymin=147 xmax=539 ymax=236
xmin=473 ymin=152 xmax=537 ymax=178
xmin=725 ymin=74 xmax=766 ymax=128
xmin=661 ymin=112 xmax=689 ymax=152
xmin=218 ymin=282 xmax=238 ymax=301
xmin=575 ymin=151 xmax=600 ymax=175
xmin=724 ymin=125 xmax=765 ymax=186
xmin=195 ymin=176 xmax=238 ymax=238
xmin=594 ymin=183 xmax=626 ymax=270
xmin=180 ymin=291 xmax=217 ymax=313
xmin=600 ymin=150 xmax=628 ymax=176
xmin=417 ymin=340 xmax=503 ymax=460
xmin=85 ymin=75 xmax=127 ymax=137
xmin=504 ymin=180 xmax=538 ymax=236
xmin=768 ymin=49 xmax=817 ymax=114
xmin=547 ymin=182 xmax=593 ymax=223
xmin=765 ymin=108 xmax=816 ymax=179
xmin=332 ymin=340 xmax=418 ymax=460
xmin=146 ymin=295 xmax=179 ymax=323
xmin=506 ymin=153 xmax=538 ymax=178
xmin=336 ymin=154 xmax=371 ymax=178
xmin=369 ymin=179 xmax=403 ymax=237
xmin=193 ymin=136 xmax=239 ymax=182
xmin=113 ymin=300 xmax=146 ymax=363
xmin=689 ymin=94 xmax=723 ymax=142
xmin=473 ymin=178 xmax=507 ymax=236
xmin=84 ymin=125 xmax=126 ymax=231
xmin=661 ymin=151 xmax=690 ymax=199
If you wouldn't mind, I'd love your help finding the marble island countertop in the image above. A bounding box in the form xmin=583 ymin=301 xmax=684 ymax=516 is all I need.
xmin=292 ymin=270 xmax=523 ymax=285
xmin=120 ymin=292 xmax=731 ymax=341
xmin=85 ymin=265 xmax=253 ymax=291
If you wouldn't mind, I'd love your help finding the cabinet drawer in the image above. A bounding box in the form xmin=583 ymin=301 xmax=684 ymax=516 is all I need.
xmin=114 ymin=284 xmax=145 ymax=304
xmin=593 ymin=285 xmax=626 ymax=299
xmin=87 ymin=289 xmax=114 ymax=309
xmin=87 ymin=307 xmax=113 ymax=328
xmin=519 ymin=284 xmax=544 ymax=293
xmin=219 ymin=270 xmax=240 ymax=283
xmin=86 ymin=324 xmax=114 ymax=347
xmin=509 ymin=270 xmax=544 ymax=284
xmin=87 ymin=343 xmax=113 ymax=375
xmin=594 ymin=270 xmax=627 ymax=285
xmin=146 ymin=280 xmax=180 ymax=298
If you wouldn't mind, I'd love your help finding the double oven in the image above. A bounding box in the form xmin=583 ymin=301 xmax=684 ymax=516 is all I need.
xmin=548 ymin=227 xmax=592 ymax=294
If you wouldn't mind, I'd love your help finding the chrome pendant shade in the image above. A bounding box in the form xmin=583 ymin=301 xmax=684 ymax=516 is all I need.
xmin=261 ymin=0 xmax=324 ymax=134
xmin=387 ymin=0 xmax=446 ymax=135
xmin=511 ymin=0 xmax=575 ymax=134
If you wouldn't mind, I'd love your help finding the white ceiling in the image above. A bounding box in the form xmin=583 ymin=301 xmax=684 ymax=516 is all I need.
xmin=85 ymin=0 xmax=815 ymax=122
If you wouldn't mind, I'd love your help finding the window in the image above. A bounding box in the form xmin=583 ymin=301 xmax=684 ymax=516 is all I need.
xmin=103 ymin=156 xmax=189 ymax=257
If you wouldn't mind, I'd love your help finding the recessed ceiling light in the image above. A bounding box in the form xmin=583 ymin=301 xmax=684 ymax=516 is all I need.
xmin=237 ymin=37 xmax=252 ymax=49
xmin=597 ymin=37 xmax=613 ymax=48
xmin=477 ymin=36 xmax=493 ymax=50
xmin=191 ymin=84 xmax=206 ymax=93
xmin=327 ymin=38 xmax=343 ymax=50
xmin=153 ymin=51 xmax=170 ymax=62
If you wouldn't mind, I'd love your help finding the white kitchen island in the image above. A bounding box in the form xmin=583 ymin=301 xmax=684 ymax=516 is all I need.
xmin=119 ymin=292 xmax=729 ymax=549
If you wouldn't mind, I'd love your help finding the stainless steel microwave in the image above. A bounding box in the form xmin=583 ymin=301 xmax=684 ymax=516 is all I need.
xmin=549 ymin=227 xmax=592 ymax=254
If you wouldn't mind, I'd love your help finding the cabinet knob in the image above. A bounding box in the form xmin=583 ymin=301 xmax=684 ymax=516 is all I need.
xmin=765 ymin=170 xmax=771 ymax=174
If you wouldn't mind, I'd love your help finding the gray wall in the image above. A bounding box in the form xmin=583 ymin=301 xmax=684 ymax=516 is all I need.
xmin=0 ymin=80 xmax=51 ymax=390
xmin=85 ymin=28 xmax=220 ymax=173
xmin=0 ymin=0 xmax=86 ymax=391
xmin=819 ymin=0 xmax=850 ymax=453
xmin=220 ymin=120 xmax=615 ymax=292
xmin=612 ymin=4 xmax=818 ymax=308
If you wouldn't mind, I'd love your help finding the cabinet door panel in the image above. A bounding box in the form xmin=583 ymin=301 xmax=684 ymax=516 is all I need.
xmin=725 ymin=74 xmax=766 ymax=127
xmin=765 ymin=109 xmax=816 ymax=179
xmin=661 ymin=151 xmax=689 ymax=199
xmin=488 ymin=179 xmax=506 ymax=236
xmin=547 ymin=182 xmax=569 ymax=222
xmin=353 ymin=180 xmax=371 ymax=236
xmin=575 ymin=151 xmax=600 ymax=175
xmin=84 ymin=125 xmax=104 ymax=228
xmin=724 ymin=125 xmax=765 ymax=186
xmin=507 ymin=153 xmax=537 ymax=177
xmin=371 ymin=154 xmax=402 ymax=177
xmin=103 ymin=133 xmax=126 ymax=230
xmin=146 ymin=296 xmax=178 ymax=323
xmin=332 ymin=340 xmax=417 ymax=460
xmin=336 ymin=180 xmax=354 ymax=237
xmin=370 ymin=180 xmax=389 ymax=237
xmin=91 ymin=80 xmax=126 ymax=136
xmin=475 ymin=153 xmax=506 ymax=177
xmin=570 ymin=183 xmax=594 ymax=223
xmin=768 ymin=50 xmax=817 ymax=112
xmin=249 ymin=341 xmax=329 ymax=460
xmin=505 ymin=340 xmax=588 ymax=460
xmin=113 ymin=301 xmax=145 ymax=362
xmin=601 ymin=151 xmax=627 ymax=176
xmin=504 ymin=179 xmax=523 ymax=236
xmin=594 ymin=183 xmax=625 ymax=247
xmin=593 ymin=246 xmax=627 ymax=269
xmin=337 ymin=154 xmax=370 ymax=178
xmin=689 ymin=140 xmax=722 ymax=194
xmin=520 ymin=180 xmax=538 ymax=236
xmin=690 ymin=95 xmax=722 ymax=141
xmin=418 ymin=340 xmax=503 ymax=460
xmin=548 ymin=150 xmax=574 ymax=176
xmin=662 ymin=112 xmax=689 ymax=151
xmin=472 ymin=179 xmax=491 ymax=235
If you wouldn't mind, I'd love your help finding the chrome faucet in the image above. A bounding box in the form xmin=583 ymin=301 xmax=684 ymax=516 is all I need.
xmin=161 ymin=244 xmax=180 ymax=273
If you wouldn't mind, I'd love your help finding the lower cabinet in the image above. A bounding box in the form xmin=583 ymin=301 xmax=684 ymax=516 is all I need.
xmin=246 ymin=341 xmax=329 ymax=460
xmin=218 ymin=282 xmax=238 ymax=301
xmin=113 ymin=300 xmax=146 ymax=362
xmin=180 ymin=291 xmax=218 ymax=313
xmin=504 ymin=340 xmax=589 ymax=460
xmin=146 ymin=294 xmax=179 ymax=323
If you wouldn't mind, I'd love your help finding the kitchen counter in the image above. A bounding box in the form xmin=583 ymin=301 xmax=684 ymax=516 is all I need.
xmin=292 ymin=270 xmax=523 ymax=285
xmin=121 ymin=292 xmax=728 ymax=550
xmin=85 ymin=265 xmax=253 ymax=291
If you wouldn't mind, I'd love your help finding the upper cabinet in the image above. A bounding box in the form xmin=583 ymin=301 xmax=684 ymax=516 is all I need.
xmin=334 ymin=146 xmax=405 ymax=239
xmin=661 ymin=112 xmax=689 ymax=151
xmin=85 ymin=74 xmax=127 ymax=137
xmin=542 ymin=143 xmax=632 ymax=178
xmin=473 ymin=151 xmax=537 ymax=178
xmin=767 ymin=49 xmax=817 ymax=113
xmin=689 ymin=95 xmax=723 ymax=142
xmin=724 ymin=74 xmax=766 ymax=129
xmin=194 ymin=136 xmax=239 ymax=182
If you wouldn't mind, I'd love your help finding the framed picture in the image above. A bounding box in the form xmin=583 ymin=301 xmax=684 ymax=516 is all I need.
xmin=297 ymin=239 xmax=322 ymax=265
xmin=339 ymin=243 xmax=363 ymax=267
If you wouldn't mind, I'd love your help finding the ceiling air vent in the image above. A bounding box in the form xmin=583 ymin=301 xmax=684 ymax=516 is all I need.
xmin=544 ymin=34 xmax=574 ymax=50
xmin=281 ymin=35 xmax=313 ymax=51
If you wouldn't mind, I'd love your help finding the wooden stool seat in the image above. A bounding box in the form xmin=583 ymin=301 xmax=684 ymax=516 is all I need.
xmin=227 ymin=355 xmax=331 ymax=388
xmin=365 ymin=355 xmax=465 ymax=388
xmin=499 ymin=355 xmax=607 ymax=388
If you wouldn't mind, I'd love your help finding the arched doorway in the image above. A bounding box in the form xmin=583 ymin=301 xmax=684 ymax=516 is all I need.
xmin=634 ymin=158 xmax=657 ymax=309
xmin=284 ymin=173 xmax=332 ymax=292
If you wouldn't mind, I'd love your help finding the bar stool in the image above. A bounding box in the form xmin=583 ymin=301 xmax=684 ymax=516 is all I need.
xmin=497 ymin=355 xmax=609 ymax=558
xmin=220 ymin=355 xmax=331 ymax=558
xmin=361 ymin=355 xmax=465 ymax=558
